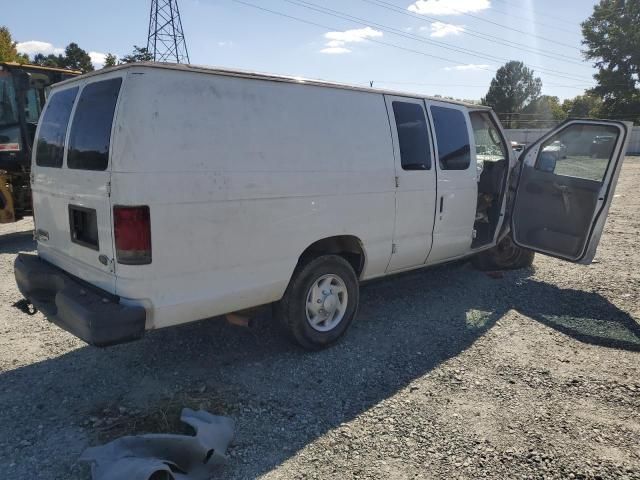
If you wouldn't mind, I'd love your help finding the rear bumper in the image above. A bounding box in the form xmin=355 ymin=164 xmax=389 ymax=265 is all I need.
xmin=14 ymin=253 xmax=146 ymax=347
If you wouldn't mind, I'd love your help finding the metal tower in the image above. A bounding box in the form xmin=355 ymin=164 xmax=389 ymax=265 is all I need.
xmin=147 ymin=0 xmax=190 ymax=64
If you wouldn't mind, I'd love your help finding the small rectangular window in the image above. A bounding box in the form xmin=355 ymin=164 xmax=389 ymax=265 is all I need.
xmin=68 ymin=78 xmax=122 ymax=171
xmin=35 ymin=87 xmax=78 ymax=168
xmin=431 ymin=106 xmax=471 ymax=170
xmin=392 ymin=101 xmax=431 ymax=171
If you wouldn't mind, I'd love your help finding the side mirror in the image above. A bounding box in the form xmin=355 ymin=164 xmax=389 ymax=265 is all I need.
xmin=537 ymin=152 xmax=557 ymax=173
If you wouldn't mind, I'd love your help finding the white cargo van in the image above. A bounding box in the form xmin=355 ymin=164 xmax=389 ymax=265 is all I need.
xmin=14 ymin=63 xmax=631 ymax=349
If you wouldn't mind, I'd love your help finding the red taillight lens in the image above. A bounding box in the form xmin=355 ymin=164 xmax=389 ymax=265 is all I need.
xmin=113 ymin=206 xmax=152 ymax=265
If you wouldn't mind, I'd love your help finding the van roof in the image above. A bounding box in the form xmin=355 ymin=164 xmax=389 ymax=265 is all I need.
xmin=54 ymin=62 xmax=489 ymax=109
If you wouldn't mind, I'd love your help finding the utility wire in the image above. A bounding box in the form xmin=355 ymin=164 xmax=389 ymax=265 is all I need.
xmin=490 ymin=0 xmax=581 ymax=28
xmin=478 ymin=4 xmax=578 ymax=35
xmin=361 ymin=0 xmax=585 ymax=61
xmin=231 ymin=0 xmax=594 ymax=87
xmin=287 ymin=0 xmax=588 ymax=69
xmin=402 ymin=0 xmax=581 ymax=50
xmin=281 ymin=0 xmax=594 ymax=82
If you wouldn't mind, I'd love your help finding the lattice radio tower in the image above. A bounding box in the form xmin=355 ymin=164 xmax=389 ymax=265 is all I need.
xmin=147 ymin=0 xmax=190 ymax=64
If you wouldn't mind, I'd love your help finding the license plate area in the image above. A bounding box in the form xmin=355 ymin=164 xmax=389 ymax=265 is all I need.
xmin=69 ymin=205 xmax=99 ymax=251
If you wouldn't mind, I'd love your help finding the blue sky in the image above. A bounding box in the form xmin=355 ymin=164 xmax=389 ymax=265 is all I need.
xmin=6 ymin=0 xmax=599 ymax=101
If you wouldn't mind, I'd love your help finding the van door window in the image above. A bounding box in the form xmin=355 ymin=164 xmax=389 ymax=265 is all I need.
xmin=535 ymin=124 xmax=618 ymax=183
xmin=391 ymin=101 xmax=431 ymax=170
xmin=35 ymin=87 xmax=79 ymax=168
xmin=67 ymin=78 xmax=122 ymax=171
xmin=431 ymin=106 xmax=471 ymax=170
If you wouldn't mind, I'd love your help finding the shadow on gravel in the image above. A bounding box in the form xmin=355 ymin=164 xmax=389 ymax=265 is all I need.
xmin=0 ymin=261 xmax=638 ymax=478
xmin=0 ymin=230 xmax=34 ymax=254
xmin=511 ymin=278 xmax=640 ymax=352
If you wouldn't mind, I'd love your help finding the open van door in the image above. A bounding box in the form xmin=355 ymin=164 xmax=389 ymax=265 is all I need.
xmin=511 ymin=120 xmax=632 ymax=264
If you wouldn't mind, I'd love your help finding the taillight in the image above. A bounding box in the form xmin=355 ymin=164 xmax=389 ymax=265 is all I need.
xmin=113 ymin=206 xmax=152 ymax=265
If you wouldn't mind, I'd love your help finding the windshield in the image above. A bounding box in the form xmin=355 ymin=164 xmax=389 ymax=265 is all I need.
xmin=0 ymin=71 xmax=18 ymax=127
xmin=470 ymin=111 xmax=507 ymax=162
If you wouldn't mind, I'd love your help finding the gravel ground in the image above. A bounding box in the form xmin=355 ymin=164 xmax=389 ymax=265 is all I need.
xmin=0 ymin=158 xmax=639 ymax=480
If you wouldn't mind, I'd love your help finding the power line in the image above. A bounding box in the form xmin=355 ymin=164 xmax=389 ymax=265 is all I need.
xmin=371 ymin=80 xmax=594 ymax=90
xmin=405 ymin=0 xmax=581 ymax=51
xmin=286 ymin=0 xmax=588 ymax=69
xmin=360 ymin=0 xmax=586 ymax=63
xmin=479 ymin=4 xmax=578 ymax=36
xmin=281 ymin=0 xmax=594 ymax=82
xmin=490 ymin=0 xmax=581 ymax=28
xmin=230 ymin=0 xmax=595 ymax=88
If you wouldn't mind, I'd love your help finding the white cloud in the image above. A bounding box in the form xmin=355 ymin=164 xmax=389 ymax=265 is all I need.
xmin=320 ymin=47 xmax=352 ymax=54
xmin=320 ymin=26 xmax=383 ymax=54
xmin=324 ymin=26 xmax=383 ymax=43
xmin=429 ymin=22 xmax=465 ymax=37
xmin=217 ymin=41 xmax=234 ymax=47
xmin=89 ymin=51 xmax=107 ymax=68
xmin=16 ymin=40 xmax=64 ymax=56
xmin=408 ymin=0 xmax=491 ymax=16
xmin=444 ymin=64 xmax=490 ymax=71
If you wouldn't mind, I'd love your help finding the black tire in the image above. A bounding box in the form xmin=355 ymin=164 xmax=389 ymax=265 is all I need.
xmin=472 ymin=235 xmax=535 ymax=271
xmin=276 ymin=255 xmax=359 ymax=350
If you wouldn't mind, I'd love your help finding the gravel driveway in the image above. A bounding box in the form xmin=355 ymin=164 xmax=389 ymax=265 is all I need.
xmin=1 ymin=159 xmax=639 ymax=480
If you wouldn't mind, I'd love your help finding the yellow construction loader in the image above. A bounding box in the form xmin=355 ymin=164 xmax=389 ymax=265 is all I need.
xmin=0 ymin=62 xmax=80 ymax=223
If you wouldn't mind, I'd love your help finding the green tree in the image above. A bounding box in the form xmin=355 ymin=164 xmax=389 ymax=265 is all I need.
xmin=32 ymin=52 xmax=64 ymax=68
xmin=103 ymin=53 xmax=117 ymax=68
xmin=120 ymin=45 xmax=153 ymax=63
xmin=561 ymin=93 xmax=603 ymax=119
xmin=582 ymin=0 xmax=640 ymax=124
xmin=61 ymin=42 xmax=94 ymax=72
xmin=481 ymin=61 xmax=542 ymax=128
xmin=0 ymin=26 xmax=28 ymax=63
xmin=520 ymin=95 xmax=567 ymax=128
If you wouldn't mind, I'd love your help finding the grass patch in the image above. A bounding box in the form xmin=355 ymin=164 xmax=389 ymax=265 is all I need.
xmin=87 ymin=390 xmax=232 ymax=444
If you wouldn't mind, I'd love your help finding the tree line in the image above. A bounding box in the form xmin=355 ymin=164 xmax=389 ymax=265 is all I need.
xmin=482 ymin=0 xmax=638 ymax=127
xmin=0 ymin=0 xmax=638 ymax=125
xmin=0 ymin=26 xmax=151 ymax=72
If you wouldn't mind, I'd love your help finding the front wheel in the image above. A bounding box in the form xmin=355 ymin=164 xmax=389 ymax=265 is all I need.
xmin=472 ymin=235 xmax=535 ymax=271
xmin=276 ymin=255 xmax=359 ymax=350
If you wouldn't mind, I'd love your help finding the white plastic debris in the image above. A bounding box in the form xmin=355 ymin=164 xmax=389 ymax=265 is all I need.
xmin=80 ymin=408 xmax=235 ymax=480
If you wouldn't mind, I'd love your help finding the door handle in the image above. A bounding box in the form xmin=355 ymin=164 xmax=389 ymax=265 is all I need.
xmin=440 ymin=196 xmax=444 ymax=213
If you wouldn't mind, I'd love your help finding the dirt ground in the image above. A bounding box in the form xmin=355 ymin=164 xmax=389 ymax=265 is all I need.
xmin=0 ymin=159 xmax=639 ymax=480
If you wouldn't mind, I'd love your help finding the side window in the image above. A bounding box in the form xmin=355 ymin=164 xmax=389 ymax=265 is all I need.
xmin=535 ymin=124 xmax=620 ymax=183
xmin=67 ymin=78 xmax=122 ymax=171
xmin=392 ymin=101 xmax=431 ymax=171
xmin=431 ymin=106 xmax=471 ymax=170
xmin=35 ymin=87 xmax=78 ymax=168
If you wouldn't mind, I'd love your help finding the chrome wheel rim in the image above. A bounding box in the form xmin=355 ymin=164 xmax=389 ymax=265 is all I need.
xmin=305 ymin=274 xmax=348 ymax=332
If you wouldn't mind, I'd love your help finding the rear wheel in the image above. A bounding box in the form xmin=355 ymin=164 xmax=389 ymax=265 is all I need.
xmin=472 ymin=235 xmax=535 ymax=271
xmin=277 ymin=255 xmax=359 ymax=350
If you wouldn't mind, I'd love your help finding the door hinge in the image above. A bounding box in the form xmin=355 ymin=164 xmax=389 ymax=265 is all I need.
xmin=106 ymin=181 xmax=112 ymax=196
xmin=391 ymin=243 xmax=398 ymax=254
xmin=395 ymin=176 xmax=399 ymax=188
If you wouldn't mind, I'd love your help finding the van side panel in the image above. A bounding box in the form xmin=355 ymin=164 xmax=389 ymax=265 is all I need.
xmin=110 ymin=68 xmax=396 ymax=329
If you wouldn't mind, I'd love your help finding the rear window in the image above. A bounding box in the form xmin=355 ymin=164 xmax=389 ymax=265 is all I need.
xmin=431 ymin=106 xmax=471 ymax=170
xmin=35 ymin=87 xmax=78 ymax=168
xmin=67 ymin=78 xmax=122 ymax=171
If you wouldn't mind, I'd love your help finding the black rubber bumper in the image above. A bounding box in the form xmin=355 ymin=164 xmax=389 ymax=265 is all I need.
xmin=14 ymin=253 xmax=146 ymax=347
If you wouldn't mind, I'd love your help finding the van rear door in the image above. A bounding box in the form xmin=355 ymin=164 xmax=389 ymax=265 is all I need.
xmin=511 ymin=120 xmax=631 ymax=264
xmin=32 ymin=75 xmax=123 ymax=292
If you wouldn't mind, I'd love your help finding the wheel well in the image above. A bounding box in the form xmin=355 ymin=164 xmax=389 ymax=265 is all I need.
xmin=298 ymin=236 xmax=366 ymax=277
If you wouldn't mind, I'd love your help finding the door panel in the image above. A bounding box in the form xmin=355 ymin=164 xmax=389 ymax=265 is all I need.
xmin=32 ymin=73 xmax=124 ymax=292
xmin=426 ymin=101 xmax=477 ymax=264
xmin=384 ymin=96 xmax=437 ymax=272
xmin=512 ymin=120 xmax=631 ymax=264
